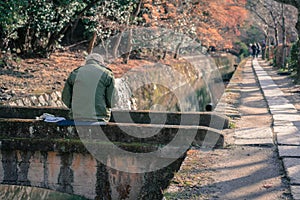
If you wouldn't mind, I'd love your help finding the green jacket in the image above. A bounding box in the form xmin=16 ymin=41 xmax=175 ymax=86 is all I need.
xmin=62 ymin=60 xmax=117 ymax=122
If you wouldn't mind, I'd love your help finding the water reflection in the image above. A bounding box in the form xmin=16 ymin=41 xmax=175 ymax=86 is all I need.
xmin=0 ymin=185 xmax=87 ymax=200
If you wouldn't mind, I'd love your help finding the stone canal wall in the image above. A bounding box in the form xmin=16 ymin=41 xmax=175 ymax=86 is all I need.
xmin=0 ymin=106 xmax=227 ymax=199
xmin=2 ymin=53 xmax=237 ymax=111
xmin=0 ymin=147 xmax=186 ymax=200
xmin=5 ymin=91 xmax=63 ymax=107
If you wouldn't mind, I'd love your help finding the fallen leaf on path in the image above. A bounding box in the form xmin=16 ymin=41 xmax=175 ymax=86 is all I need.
xmin=263 ymin=184 xmax=273 ymax=189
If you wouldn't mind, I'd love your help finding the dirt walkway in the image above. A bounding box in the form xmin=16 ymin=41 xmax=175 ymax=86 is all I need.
xmin=164 ymin=59 xmax=292 ymax=200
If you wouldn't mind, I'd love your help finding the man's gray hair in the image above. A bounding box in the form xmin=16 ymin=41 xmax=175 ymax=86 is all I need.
xmin=86 ymin=53 xmax=104 ymax=65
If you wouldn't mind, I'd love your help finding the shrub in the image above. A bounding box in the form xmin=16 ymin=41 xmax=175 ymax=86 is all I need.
xmin=234 ymin=41 xmax=250 ymax=59
xmin=0 ymin=0 xmax=86 ymax=58
xmin=287 ymin=41 xmax=299 ymax=72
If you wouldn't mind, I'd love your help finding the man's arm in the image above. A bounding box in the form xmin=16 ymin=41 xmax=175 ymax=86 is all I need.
xmin=62 ymin=76 xmax=73 ymax=108
xmin=105 ymin=76 xmax=118 ymax=108
xmin=62 ymin=67 xmax=80 ymax=108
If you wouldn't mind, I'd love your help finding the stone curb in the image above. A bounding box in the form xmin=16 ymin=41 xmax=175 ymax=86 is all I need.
xmin=214 ymin=59 xmax=241 ymax=119
xmin=252 ymin=59 xmax=300 ymax=200
xmin=6 ymin=91 xmax=63 ymax=107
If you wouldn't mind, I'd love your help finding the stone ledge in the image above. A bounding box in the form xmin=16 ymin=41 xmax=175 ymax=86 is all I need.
xmin=275 ymin=126 xmax=300 ymax=146
xmin=278 ymin=146 xmax=300 ymax=158
xmin=291 ymin=186 xmax=300 ymax=200
xmin=0 ymin=119 xmax=224 ymax=149
xmin=0 ymin=105 xmax=230 ymax=129
xmin=282 ymin=158 xmax=300 ymax=185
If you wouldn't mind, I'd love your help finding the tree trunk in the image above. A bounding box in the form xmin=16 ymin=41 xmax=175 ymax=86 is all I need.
xmin=174 ymin=36 xmax=183 ymax=59
xmin=87 ymin=32 xmax=97 ymax=54
xmin=122 ymin=29 xmax=132 ymax=64
xmin=297 ymin=28 xmax=300 ymax=83
xmin=262 ymin=31 xmax=268 ymax=60
xmin=274 ymin=26 xmax=279 ymax=46
xmin=281 ymin=3 xmax=287 ymax=69
xmin=267 ymin=36 xmax=271 ymax=59
xmin=273 ymin=0 xmax=300 ymax=82
xmin=174 ymin=42 xmax=182 ymax=59
xmin=296 ymin=13 xmax=300 ymax=82
xmin=162 ymin=50 xmax=167 ymax=60
xmin=121 ymin=0 xmax=142 ymax=63
xmin=113 ymin=31 xmax=123 ymax=59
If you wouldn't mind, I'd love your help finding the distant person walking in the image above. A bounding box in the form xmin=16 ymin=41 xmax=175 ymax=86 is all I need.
xmin=251 ymin=43 xmax=257 ymax=58
xmin=255 ymin=43 xmax=261 ymax=58
xmin=62 ymin=53 xmax=118 ymax=122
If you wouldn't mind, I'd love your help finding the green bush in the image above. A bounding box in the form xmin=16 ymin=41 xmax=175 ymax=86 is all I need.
xmin=287 ymin=41 xmax=299 ymax=72
xmin=0 ymin=0 xmax=86 ymax=57
xmin=0 ymin=0 xmax=142 ymax=58
xmin=234 ymin=41 xmax=250 ymax=59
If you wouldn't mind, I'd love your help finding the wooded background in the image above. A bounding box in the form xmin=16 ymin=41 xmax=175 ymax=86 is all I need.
xmin=0 ymin=0 xmax=299 ymax=82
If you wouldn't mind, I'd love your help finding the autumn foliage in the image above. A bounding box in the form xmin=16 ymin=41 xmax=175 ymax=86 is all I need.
xmin=0 ymin=0 xmax=248 ymax=58
xmin=142 ymin=0 xmax=248 ymax=50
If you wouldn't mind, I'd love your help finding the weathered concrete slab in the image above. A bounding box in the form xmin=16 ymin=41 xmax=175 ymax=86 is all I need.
xmin=273 ymin=114 xmax=300 ymax=123
xmin=234 ymin=127 xmax=273 ymax=145
xmin=0 ymin=119 xmax=224 ymax=149
xmin=277 ymin=135 xmax=300 ymax=146
xmin=294 ymin=121 xmax=300 ymax=128
xmin=0 ymin=105 xmax=230 ymax=129
xmin=234 ymin=127 xmax=273 ymax=139
xmin=278 ymin=146 xmax=300 ymax=158
xmin=291 ymin=185 xmax=300 ymax=200
xmin=275 ymin=126 xmax=300 ymax=146
xmin=269 ymin=104 xmax=298 ymax=114
xmin=111 ymin=110 xmax=229 ymax=129
xmin=234 ymin=138 xmax=274 ymax=146
xmin=274 ymin=125 xmax=299 ymax=133
xmin=282 ymin=158 xmax=300 ymax=185
xmin=234 ymin=127 xmax=274 ymax=145
xmin=273 ymin=121 xmax=294 ymax=126
xmin=265 ymin=96 xmax=290 ymax=106
xmin=0 ymin=106 xmax=69 ymax=119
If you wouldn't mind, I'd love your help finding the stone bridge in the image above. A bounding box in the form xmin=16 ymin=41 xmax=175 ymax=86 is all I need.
xmin=0 ymin=106 xmax=229 ymax=200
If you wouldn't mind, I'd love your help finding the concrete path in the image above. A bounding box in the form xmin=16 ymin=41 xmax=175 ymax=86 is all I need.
xmin=165 ymin=58 xmax=294 ymax=200
xmin=252 ymin=59 xmax=300 ymax=200
xmin=207 ymin=58 xmax=290 ymax=200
